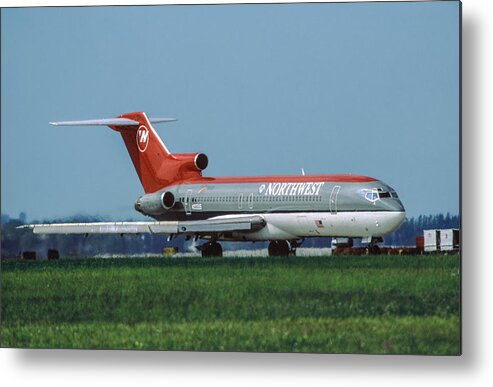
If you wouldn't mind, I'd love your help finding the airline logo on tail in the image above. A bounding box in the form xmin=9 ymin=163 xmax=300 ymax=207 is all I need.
xmin=137 ymin=125 xmax=149 ymax=152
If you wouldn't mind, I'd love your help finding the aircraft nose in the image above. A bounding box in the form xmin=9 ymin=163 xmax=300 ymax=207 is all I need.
xmin=393 ymin=199 xmax=405 ymax=212
xmin=379 ymin=197 xmax=405 ymax=212
xmin=390 ymin=209 xmax=406 ymax=230
xmin=396 ymin=209 xmax=406 ymax=223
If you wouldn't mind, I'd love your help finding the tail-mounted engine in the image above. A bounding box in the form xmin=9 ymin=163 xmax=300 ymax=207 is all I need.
xmin=173 ymin=153 xmax=208 ymax=173
xmin=148 ymin=152 xmax=208 ymax=187
xmin=134 ymin=190 xmax=176 ymax=215
xmin=134 ymin=153 xmax=209 ymax=216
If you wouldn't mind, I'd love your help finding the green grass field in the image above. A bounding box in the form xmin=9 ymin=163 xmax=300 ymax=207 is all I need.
xmin=0 ymin=255 xmax=460 ymax=354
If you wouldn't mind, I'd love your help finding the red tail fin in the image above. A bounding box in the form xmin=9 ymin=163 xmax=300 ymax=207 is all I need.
xmin=50 ymin=112 xmax=207 ymax=193
xmin=111 ymin=112 xmax=207 ymax=193
xmin=110 ymin=112 xmax=173 ymax=193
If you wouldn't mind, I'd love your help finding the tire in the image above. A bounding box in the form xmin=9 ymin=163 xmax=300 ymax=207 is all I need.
xmin=268 ymin=240 xmax=290 ymax=257
xmin=201 ymin=242 xmax=223 ymax=257
xmin=210 ymin=242 xmax=223 ymax=257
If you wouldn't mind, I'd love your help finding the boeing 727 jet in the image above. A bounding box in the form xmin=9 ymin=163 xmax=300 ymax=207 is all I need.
xmin=21 ymin=112 xmax=405 ymax=257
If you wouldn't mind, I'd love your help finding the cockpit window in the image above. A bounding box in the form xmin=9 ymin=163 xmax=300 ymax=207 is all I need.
xmin=365 ymin=190 xmax=379 ymax=202
xmin=363 ymin=188 xmax=397 ymax=202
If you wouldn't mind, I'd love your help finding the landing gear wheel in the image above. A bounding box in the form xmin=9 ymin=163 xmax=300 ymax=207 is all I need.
xmin=290 ymin=240 xmax=301 ymax=256
xmin=201 ymin=241 xmax=223 ymax=257
xmin=366 ymin=244 xmax=381 ymax=255
xmin=366 ymin=237 xmax=383 ymax=255
xmin=268 ymin=240 xmax=290 ymax=257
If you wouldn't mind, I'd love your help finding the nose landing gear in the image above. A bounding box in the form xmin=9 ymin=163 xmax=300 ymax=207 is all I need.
xmin=365 ymin=236 xmax=383 ymax=255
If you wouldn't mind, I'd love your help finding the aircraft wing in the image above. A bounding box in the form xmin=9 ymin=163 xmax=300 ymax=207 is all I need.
xmin=18 ymin=221 xmax=177 ymax=235
xmin=17 ymin=215 xmax=266 ymax=235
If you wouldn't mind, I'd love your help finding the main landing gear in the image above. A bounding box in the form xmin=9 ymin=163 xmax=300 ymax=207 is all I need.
xmin=268 ymin=240 xmax=299 ymax=257
xmin=199 ymin=241 xmax=223 ymax=257
xmin=197 ymin=239 xmax=300 ymax=258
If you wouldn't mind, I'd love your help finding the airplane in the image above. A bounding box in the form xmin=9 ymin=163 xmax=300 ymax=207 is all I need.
xmin=20 ymin=111 xmax=406 ymax=257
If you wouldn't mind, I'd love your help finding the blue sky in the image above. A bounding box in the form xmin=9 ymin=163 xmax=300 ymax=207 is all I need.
xmin=1 ymin=1 xmax=460 ymax=221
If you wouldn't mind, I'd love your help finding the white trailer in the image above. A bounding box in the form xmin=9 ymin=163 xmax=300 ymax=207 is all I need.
xmin=424 ymin=229 xmax=440 ymax=252
xmin=439 ymin=229 xmax=460 ymax=251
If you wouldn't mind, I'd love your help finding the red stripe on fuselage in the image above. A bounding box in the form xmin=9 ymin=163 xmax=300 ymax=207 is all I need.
xmin=163 ymin=174 xmax=377 ymax=189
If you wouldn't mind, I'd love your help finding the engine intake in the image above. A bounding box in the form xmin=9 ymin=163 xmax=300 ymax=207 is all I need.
xmin=162 ymin=191 xmax=175 ymax=209
xmin=194 ymin=153 xmax=208 ymax=171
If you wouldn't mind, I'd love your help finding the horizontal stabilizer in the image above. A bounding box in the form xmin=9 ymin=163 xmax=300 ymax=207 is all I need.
xmin=49 ymin=117 xmax=176 ymax=126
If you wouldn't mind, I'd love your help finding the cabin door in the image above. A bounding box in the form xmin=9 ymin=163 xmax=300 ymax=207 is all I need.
xmin=238 ymin=193 xmax=244 ymax=210
xmin=184 ymin=189 xmax=193 ymax=215
xmin=330 ymin=185 xmax=341 ymax=214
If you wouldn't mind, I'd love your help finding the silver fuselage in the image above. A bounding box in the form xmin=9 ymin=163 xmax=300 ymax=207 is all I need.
xmin=136 ymin=177 xmax=405 ymax=241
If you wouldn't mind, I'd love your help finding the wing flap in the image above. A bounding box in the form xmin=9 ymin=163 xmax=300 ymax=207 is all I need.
xmin=177 ymin=216 xmax=265 ymax=233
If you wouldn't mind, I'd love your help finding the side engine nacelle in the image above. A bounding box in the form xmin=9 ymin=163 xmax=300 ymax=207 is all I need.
xmin=134 ymin=191 xmax=176 ymax=215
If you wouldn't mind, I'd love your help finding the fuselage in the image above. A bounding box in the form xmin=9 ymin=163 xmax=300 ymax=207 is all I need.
xmin=135 ymin=173 xmax=405 ymax=242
